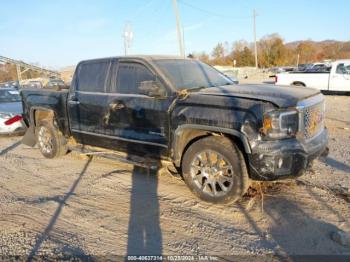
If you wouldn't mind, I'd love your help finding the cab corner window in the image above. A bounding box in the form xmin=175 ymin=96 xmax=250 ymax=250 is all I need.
xmin=77 ymin=61 xmax=111 ymax=92
xmin=116 ymin=63 xmax=155 ymax=94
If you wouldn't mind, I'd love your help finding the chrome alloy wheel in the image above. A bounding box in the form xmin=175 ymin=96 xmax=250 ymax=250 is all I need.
xmin=38 ymin=126 xmax=53 ymax=154
xmin=190 ymin=150 xmax=234 ymax=197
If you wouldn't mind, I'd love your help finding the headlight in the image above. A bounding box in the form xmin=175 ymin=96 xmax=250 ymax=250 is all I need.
xmin=0 ymin=113 xmax=13 ymax=120
xmin=262 ymin=109 xmax=299 ymax=139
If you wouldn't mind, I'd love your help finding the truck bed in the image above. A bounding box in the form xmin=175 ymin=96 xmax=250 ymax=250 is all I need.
xmin=21 ymin=88 xmax=70 ymax=135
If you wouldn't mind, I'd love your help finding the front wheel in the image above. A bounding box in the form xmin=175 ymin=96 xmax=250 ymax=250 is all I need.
xmin=182 ymin=136 xmax=250 ymax=204
xmin=36 ymin=120 xmax=67 ymax=159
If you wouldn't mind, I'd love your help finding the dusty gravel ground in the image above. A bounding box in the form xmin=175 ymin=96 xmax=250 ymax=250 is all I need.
xmin=0 ymin=95 xmax=349 ymax=260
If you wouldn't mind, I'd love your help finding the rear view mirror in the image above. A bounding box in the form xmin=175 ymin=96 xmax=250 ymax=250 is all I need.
xmin=138 ymin=80 xmax=166 ymax=98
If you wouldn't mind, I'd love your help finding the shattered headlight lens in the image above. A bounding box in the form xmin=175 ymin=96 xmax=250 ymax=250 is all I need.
xmin=262 ymin=109 xmax=298 ymax=139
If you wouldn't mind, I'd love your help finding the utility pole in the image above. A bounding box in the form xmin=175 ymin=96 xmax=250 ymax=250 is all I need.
xmin=296 ymin=54 xmax=300 ymax=69
xmin=182 ymin=25 xmax=186 ymax=58
xmin=172 ymin=0 xmax=184 ymax=57
xmin=123 ymin=22 xmax=133 ymax=56
xmin=16 ymin=64 xmax=21 ymax=82
xmin=253 ymin=9 xmax=258 ymax=69
xmin=124 ymin=36 xmax=127 ymax=56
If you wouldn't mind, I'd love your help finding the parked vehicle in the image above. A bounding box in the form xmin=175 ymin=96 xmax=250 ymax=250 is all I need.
xmin=0 ymin=81 xmax=21 ymax=89
xmin=21 ymin=80 xmax=43 ymax=89
xmin=45 ymin=79 xmax=67 ymax=89
xmin=0 ymin=88 xmax=25 ymax=135
xmin=20 ymin=78 xmax=67 ymax=90
xmin=21 ymin=56 xmax=328 ymax=204
xmin=276 ymin=60 xmax=350 ymax=92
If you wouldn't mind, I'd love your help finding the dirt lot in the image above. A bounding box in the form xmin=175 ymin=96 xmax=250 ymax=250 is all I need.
xmin=0 ymin=95 xmax=349 ymax=260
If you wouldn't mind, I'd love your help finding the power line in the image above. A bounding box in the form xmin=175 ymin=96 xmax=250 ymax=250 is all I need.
xmin=130 ymin=0 xmax=159 ymax=21
xmin=129 ymin=0 xmax=171 ymax=41
xmin=178 ymin=0 xmax=251 ymax=21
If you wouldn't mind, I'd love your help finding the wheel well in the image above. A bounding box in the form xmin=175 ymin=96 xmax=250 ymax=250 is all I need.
xmin=175 ymin=129 xmax=209 ymax=166
xmin=174 ymin=129 xmax=249 ymax=168
xmin=292 ymin=81 xmax=306 ymax=87
xmin=33 ymin=109 xmax=55 ymax=126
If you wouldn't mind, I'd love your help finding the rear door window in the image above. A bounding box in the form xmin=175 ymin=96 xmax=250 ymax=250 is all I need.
xmin=336 ymin=63 xmax=350 ymax=75
xmin=115 ymin=63 xmax=155 ymax=94
xmin=77 ymin=60 xmax=111 ymax=92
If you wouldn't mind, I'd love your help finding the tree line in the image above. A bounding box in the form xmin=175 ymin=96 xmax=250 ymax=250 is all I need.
xmin=2 ymin=33 xmax=350 ymax=83
xmin=190 ymin=33 xmax=350 ymax=68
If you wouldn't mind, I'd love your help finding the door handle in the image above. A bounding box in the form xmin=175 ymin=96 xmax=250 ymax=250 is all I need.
xmin=109 ymin=102 xmax=125 ymax=110
xmin=68 ymin=94 xmax=80 ymax=105
xmin=68 ymin=100 xmax=80 ymax=105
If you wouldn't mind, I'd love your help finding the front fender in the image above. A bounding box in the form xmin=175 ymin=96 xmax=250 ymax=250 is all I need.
xmin=172 ymin=124 xmax=251 ymax=167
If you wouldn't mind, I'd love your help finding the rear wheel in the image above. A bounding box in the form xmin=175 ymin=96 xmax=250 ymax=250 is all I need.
xmin=182 ymin=136 xmax=250 ymax=204
xmin=36 ymin=120 xmax=67 ymax=159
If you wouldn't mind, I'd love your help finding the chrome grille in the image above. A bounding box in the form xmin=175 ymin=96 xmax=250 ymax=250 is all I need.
xmin=302 ymin=101 xmax=325 ymax=140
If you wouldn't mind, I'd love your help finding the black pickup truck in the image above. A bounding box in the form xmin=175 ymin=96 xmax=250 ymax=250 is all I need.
xmin=21 ymin=56 xmax=328 ymax=203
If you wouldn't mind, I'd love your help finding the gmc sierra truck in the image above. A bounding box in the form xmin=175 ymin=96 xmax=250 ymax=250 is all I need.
xmin=21 ymin=56 xmax=328 ymax=204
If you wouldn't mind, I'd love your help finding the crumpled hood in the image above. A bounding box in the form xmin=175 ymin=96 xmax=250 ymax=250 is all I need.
xmin=197 ymin=84 xmax=320 ymax=108
xmin=0 ymin=102 xmax=23 ymax=115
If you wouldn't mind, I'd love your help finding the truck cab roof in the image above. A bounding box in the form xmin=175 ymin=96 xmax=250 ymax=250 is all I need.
xmin=78 ymin=55 xmax=190 ymax=64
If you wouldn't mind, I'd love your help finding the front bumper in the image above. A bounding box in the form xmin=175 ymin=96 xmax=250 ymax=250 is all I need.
xmin=248 ymin=128 xmax=328 ymax=181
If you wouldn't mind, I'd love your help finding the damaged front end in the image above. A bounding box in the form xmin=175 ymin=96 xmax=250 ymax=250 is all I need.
xmin=248 ymin=129 xmax=328 ymax=181
xmin=243 ymin=94 xmax=329 ymax=181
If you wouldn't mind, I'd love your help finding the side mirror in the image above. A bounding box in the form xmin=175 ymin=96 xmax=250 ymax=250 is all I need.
xmin=138 ymin=80 xmax=166 ymax=97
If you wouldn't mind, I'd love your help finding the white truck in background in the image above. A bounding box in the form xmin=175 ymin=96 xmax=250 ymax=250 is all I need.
xmin=275 ymin=60 xmax=350 ymax=92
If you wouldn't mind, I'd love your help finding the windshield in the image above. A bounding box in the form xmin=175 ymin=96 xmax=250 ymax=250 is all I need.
xmin=154 ymin=59 xmax=234 ymax=90
xmin=0 ymin=89 xmax=21 ymax=103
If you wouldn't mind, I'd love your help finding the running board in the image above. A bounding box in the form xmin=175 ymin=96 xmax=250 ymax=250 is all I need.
xmin=69 ymin=145 xmax=162 ymax=170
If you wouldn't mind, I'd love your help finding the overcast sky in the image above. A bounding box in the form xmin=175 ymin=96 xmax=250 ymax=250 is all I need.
xmin=1 ymin=0 xmax=349 ymax=68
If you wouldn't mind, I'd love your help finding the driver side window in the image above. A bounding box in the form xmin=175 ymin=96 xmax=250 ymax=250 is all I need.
xmin=115 ymin=63 xmax=155 ymax=94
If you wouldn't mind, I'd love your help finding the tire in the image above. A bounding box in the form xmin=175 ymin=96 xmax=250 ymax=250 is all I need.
xmin=182 ymin=136 xmax=250 ymax=204
xmin=36 ymin=120 xmax=67 ymax=159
